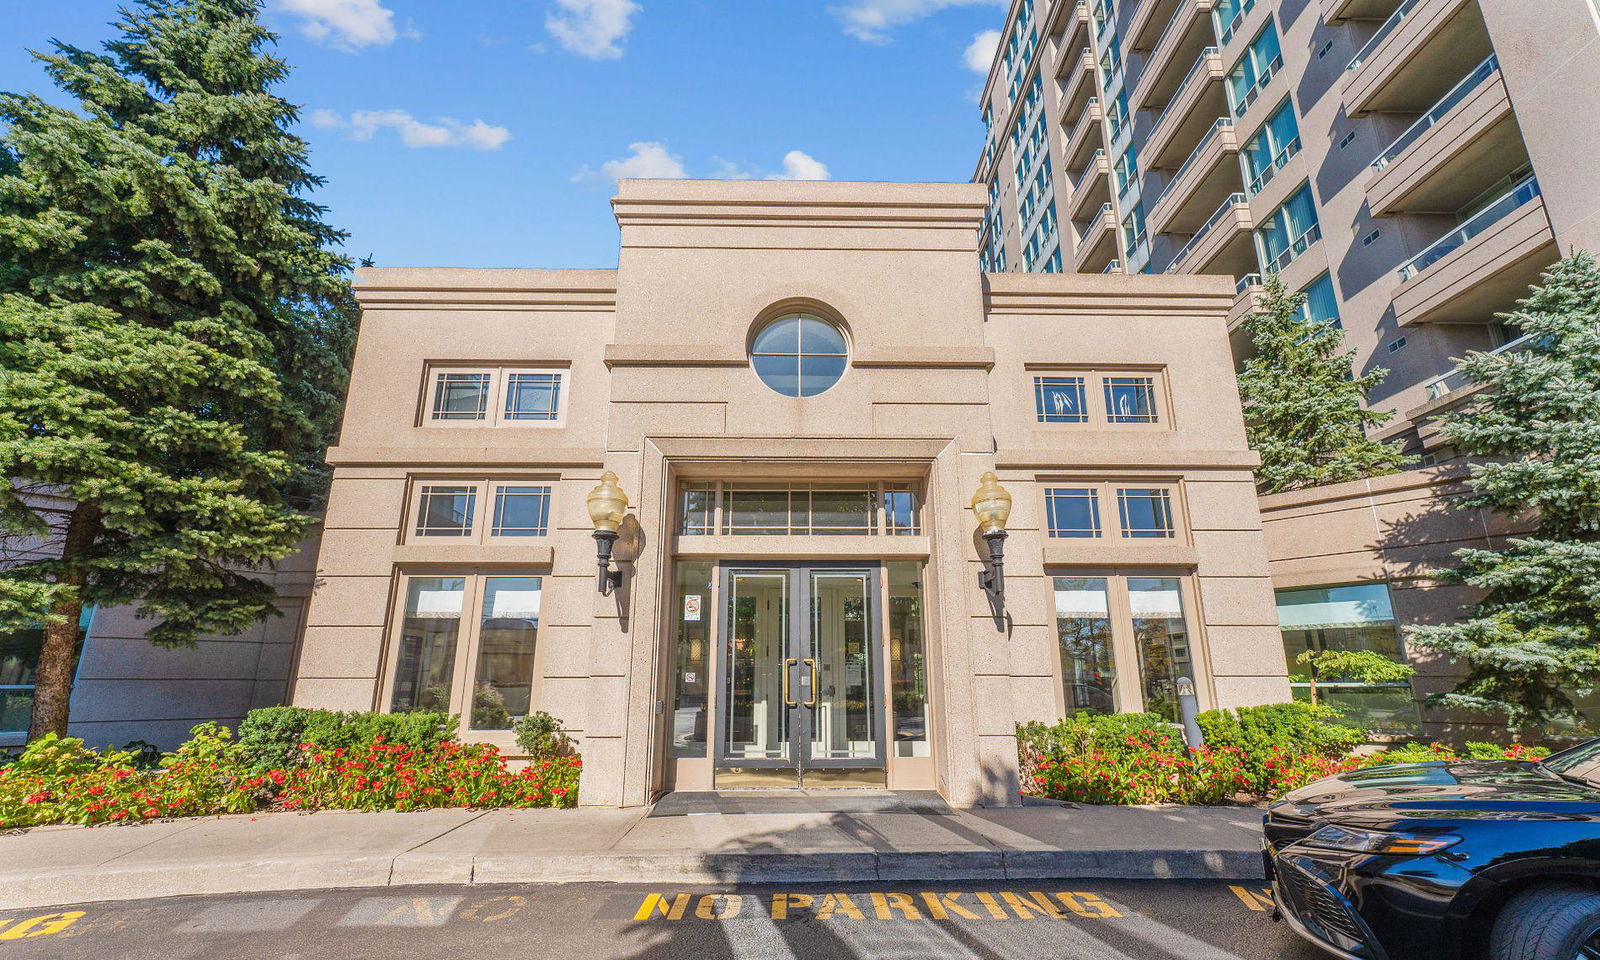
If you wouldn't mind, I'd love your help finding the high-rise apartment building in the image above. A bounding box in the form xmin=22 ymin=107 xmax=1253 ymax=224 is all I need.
xmin=974 ymin=0 xmax=1600 ymax=736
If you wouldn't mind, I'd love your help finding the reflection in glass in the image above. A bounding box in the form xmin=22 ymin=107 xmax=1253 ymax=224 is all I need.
xmin=415 ymin=485 xmax=477 ymax=537
xmin=750 ymin=314 xmax=849 ymax=398
xmin=1278 ymin=583 xmax=1419 ymax=734
xmin=680 ymin=482 xmax=715 ymax=535
xmin=811 ymin=572 xmax=875 ymax=760
xmin=0 ymin=626 xmax=43 ymax=735
xmin=1129 ymin=577 xmax=1191 ymax=722
xmin=1046 ymin=488 xmax=1102 ymax=538
xmin=882 ymin=484 xmax=922 ymax=536
xmin=670 ymin=562 xmax=713 ymax=757
xmin=503 ymin=372 xmax=561 ymax=420
xmin=391 ymin=578 xmax=466 ymax=714
xmin=1034 ymin=377 xmax=1088 ymax=423
xmin=724 ymin=573 xmax=789 ymax=761
xmin=889 ymin=562 xmax=930 ymax=757
xmin=431 ymin=372 xmax=491 ymax=420
xmin=1117 ymin=488 xmax=1175 ymax=538
xmin=1054 ymin=577 xmax=1119 ymax=715
xmin=470 ymin=577 xmax=541 ymax=730
xmin=491 ymin=485 xmax=550 ymax=537
xmin=1104 ymin=377 xmax=1158 ymax=423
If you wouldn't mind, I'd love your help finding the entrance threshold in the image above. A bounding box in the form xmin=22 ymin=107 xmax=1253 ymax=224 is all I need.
xmin=650 ymin=790 xmax=953 ymax=818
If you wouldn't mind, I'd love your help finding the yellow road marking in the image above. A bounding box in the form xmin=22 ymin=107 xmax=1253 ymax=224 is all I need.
xmin=636 ymin=891 xmax=1129 ymax=922
xmin=0 ymin=911 xmax=85 ymax=940
xmin=1228 ymin=885 xmax=1275 ymax=912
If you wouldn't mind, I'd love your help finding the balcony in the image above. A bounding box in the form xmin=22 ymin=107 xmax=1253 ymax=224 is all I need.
xmin=1322 ymin=0 xmax=1405 ymax=23
xmin=1064 ymin=98 xmax=1105 ymax=171
xmin=1147 ymin=119 xmax=1241 ymax=236
xmin=1227 ymin=273 xmax=1264 ymax=332
xmin=1367 ymin=57 xmax=1524 ymax=217
xmin=1071 ymin=203 xmax=1119 ymax=272
xmin=1419 ymin=331 xmax=1537 ymax=402
xmin=1058 ymin=48 xmax=1098 ymax=121
xmin=1143 ymin=49 xmax=1227 ymax=168
xmin=1393 ymin=178 xmax=1558 ymax=327
xmin=1068 ymin=150 xmax=1112 ymax=221
xmin=1131 ymin=0 xmax=1218 ymax=111
xmin=1344 ymin=0 xmax=1493 ymax=117
xmin=1059 ymin=1 xmax=1091 ymax=53
xmin=1126 ymin=0 xmax=1181 ymax=51
xmin=1164 ymin=193 xmax=1254 ymax=276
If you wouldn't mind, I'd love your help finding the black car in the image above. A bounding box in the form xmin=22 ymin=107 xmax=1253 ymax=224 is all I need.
xmin=1264 ymin=738 xmax=1600 ymax=960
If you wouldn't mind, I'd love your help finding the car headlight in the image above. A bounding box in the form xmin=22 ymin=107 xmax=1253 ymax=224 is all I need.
xmin=1303 ymin=824 xmax=1462 ymax=856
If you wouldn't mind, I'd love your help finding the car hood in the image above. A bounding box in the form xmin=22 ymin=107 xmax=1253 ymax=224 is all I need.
xmin=1273 ymin=760 xmax=1600 ymax=826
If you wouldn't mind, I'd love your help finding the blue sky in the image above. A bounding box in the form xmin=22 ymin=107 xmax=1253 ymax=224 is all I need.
xmin=0 ymin=0 xmax=1009 ymax=268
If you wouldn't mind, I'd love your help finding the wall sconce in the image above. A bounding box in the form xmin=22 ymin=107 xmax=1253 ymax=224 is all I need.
xmin=971 ymin=471 xmax=1012 ymax=602
xmin=586 ymin=470 xmax=629 ymax=596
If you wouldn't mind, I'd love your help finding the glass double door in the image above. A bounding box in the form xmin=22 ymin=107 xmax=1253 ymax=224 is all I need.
xmin=717 ymin=565 xmax=884 ymax=787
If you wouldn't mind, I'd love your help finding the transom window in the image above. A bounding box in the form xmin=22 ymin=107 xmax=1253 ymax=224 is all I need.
xmin=1043 ymin=483 xmax=1182 ymax=540
xmin=409 ymin=480 xmax=552 ymax=543
xmin=678 ymin=481 xmax=921 ymax=536
xmin=1031 ymin=370 xmax=1166 ymax=426
xmin=750 ymin=314 xmax=849 ymax=398
xmin=424 ymin=366 xmax=566 ymax=426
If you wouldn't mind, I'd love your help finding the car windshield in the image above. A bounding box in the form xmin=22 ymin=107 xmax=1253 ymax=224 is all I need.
xmin=1542 ymin=738 xmax=1600 ymax=788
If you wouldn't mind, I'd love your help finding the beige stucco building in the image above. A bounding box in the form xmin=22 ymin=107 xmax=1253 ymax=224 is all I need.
xmin=288 ymin=180 xmax=1289 ymax=807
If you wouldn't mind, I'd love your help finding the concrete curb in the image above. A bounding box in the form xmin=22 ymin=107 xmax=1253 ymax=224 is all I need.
xmin=0 ymin=847 xmax=1265 ymax=910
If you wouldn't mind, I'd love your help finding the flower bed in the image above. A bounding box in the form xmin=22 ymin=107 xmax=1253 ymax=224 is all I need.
xmin=0 ymin=714 xmax=581 ymax=831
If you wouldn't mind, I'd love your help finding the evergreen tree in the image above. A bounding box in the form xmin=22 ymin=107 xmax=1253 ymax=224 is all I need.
xmin=1237 ymin=278 xmax=1412 ymax=493
xmin=1407 ymin=253 xmax=1600 ymax=732
xmin=0 ymin=0 xmax=356 ymax=739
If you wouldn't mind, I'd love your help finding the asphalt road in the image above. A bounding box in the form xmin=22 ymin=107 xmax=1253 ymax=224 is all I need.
xmin=0 ymin=880 xmax=1326 ymax=959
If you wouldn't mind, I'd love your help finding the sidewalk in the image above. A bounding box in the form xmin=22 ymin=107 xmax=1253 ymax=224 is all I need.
xmin=0 ymin=795 xmax=1268 ymax=910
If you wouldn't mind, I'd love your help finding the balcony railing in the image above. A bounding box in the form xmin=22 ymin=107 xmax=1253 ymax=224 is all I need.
xmin=1083 ymin=202 xmax=1114 ymax=236
xmin=1246 ymin=135 xmax=1300 ymax=195
xmin=1397 ymin=176 xmax=1541 ymax=281
xmin=1102 ymin=259 xmax=1123 ymax=273
xmin=1167 ymin=118 xmax=1233 ymax=191
xmin=1153 ymin=47 xmax=1220 ymax=129
xmin=1372 ymin=55 xmax=1498 ymax=172
xmin=1263 ymin=222 xmax=1321 ymax=272
xmin=1068 ymin=96 xmax=1100 ymax=145
xmin=1347 ymin=0 xmax=1420 ymax=71
xmin=1072 ymin=149 xmax=1106 ymax=192
xmin=1167 ymin=192 xmax=1246 ymax=269
xmin=1216 ymin=0 xmax=1257 ymax=46
xmin=1423 ymin=331 xmax=1539 ymax=400
xmin=1236 ymin=271 xmax=1263 ymax=293
xmin=1149 ymin=0 xmax=1198 ymax=66
xmin=1231 ymin=54 xmax=1283 ymax=118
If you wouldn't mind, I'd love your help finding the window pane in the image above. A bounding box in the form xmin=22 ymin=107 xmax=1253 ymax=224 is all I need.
xmin=416 ymin=485 xmax=477 ymax=537
xmin=1277 ymin=583 xmax=1403 ymax=681
xmin=1117 ymin=488 xmax=1175 ymax=538
xmin=808 ymin=486 xmax=875 ymax=535
xmin=391 ymin=578 xmax=465 ymax=714
xmin=724 ymin=485 xmax=791 ymax=534
xmin=799 ymin=317 xmax=848 ymax=355
xmin=752 ymin=316 xmax=801 ymax=354
xmin=1045 ymin=488 xmax=1102 ymax=538
xmin=470 ymin=577 xmax=540 ymax=730
xmin=1054 ymin=577 xmax=1119 ymax=715
xmin=680 ymin=482 xmax=715 ymax=535
xmin=1300 ymin=272 xmax=1340 ymax=327
xmin=752 ymin=353 xmax=801 ymax=397
xmin=1104 ymin=377 xmax=1158 ymax=423
xmin=504 ymin=373 xmax=561 ymax=421
xmin=1293 ymin=685 xmax=1420 ymax=736
xmin=0 ymin=626 xmax=43 ymax=735
xmin=432 ymin=373 xmax=490 ymax=420
xmin=883 ymin=484 xmax=922 ymax=536
xmin=889 ymin=562 xmax=930 ymax=756
xmin=798 ymin=354 xmax=847 ymax=397
xmin=1035 ymin=377 xmax=1088 ymax=423
xmin=670 ymin=562 xmax=714 ymax=757
xmin=491 ymin=485 xmax=550 ymax=537
xmin=1129 ymin=577 xmax=1192 ymax=722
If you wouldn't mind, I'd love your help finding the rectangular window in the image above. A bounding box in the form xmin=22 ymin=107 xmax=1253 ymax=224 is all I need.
xmin=1104 ymin=377 xmax=1158 ymax=423
xmin=889 ymin=561 xmax=931 ymax=757
xmin=491 ymin=485 xmax=551 ymax=538
xmin=470 ymin=577 xmax=541 ymax=730
xmin=1053 ymin=577 xmax=1120 ymax=715
xmin=1117 ymin=488 xmax=1176 ymax=538
xmin=415 ymin=485 xmax=477 ymax=538
xmin=1 ymin=608 xmax=94 ymax=736
xmin=1228 ymin=20 xmax=1283 ymax=117
xmin=1241 ymin=98 xmax=1301 ymax=195
xmin=677 ymin=482 xmax=923 ymax=537
xmin=390 ymin=577 xmax=466 ymax=714
xmin=1256 ymin=182 xmax=1320 ymax=272
xmin=1278 ymin=583 xmax=1420 ymax=734
xmin=431 ymin=372 xmax=491 ymax=421
xmin=1035 ymin=377 xmax=1088 ymax=423
xmin=503 ymin=373 xmax=562 ymax=421
xmin=680 ymin=482 xmax=715 ymax=536
xmin=1129 ymin=577 xmax=1193 ymax=722
xmin=1045 ymin=488 xmax=1103 ymax=538
xmin=1300 ymin=272 xmax=1340 ymax=327
xmin=883 ymin=483 xmax=922 ymax=536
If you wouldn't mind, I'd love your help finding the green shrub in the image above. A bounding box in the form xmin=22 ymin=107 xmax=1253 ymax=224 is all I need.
xmin=1195 ymin=702 xmax=1365 ymax=797
xmin=236 ymin=707 xmax=455 ymax=773
xmin=1018 ymin=713 xmax=1249 ymax=805
xmin=513 ymin=711 xmax=574 ymax=760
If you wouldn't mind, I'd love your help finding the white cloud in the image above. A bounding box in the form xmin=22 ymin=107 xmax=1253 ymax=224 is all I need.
xmin=766 ymin=150 xmax=831 ymax=181
xmin=313 ymin=109 xmax=511 ymax=150
xmin=832 ymin=0 xmax=1005 ymax=43
xmin=547 ymin=0 xmax=641 ymax=59
xmin=964 ymin=28 xmax=1001 ymax=73
xmin=277 ymin=0 xmax=399 ymax=49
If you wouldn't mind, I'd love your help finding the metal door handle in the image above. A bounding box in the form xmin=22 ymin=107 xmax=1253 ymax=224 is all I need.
xmin=783 ymin=658 xmax=798 ymax=707
xmin=803 ymin=659 xmax=817 ymax=706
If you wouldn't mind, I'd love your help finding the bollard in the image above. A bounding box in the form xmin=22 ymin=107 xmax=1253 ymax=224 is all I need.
xmin=1177 ymin=676 xmax=1204 ymax=751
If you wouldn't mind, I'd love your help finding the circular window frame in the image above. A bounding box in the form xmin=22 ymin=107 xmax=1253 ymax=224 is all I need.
xmin=747 ymin=308 xmax=852 ymax=398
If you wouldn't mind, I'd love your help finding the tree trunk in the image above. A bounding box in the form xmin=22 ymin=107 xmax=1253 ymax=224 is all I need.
xmin=27 ymin=502 xmax=101 ymax=741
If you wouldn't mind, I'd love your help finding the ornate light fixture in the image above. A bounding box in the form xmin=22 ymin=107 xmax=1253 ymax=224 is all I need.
xmin=586 ymin=471 xmax=629 ymax=595
xmin=971 ymin=471 xmax=1012 ymax=602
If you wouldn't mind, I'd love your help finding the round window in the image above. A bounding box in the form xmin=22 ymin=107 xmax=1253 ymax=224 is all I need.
xmin=750 ymin=313 xmax=849 ymax=397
